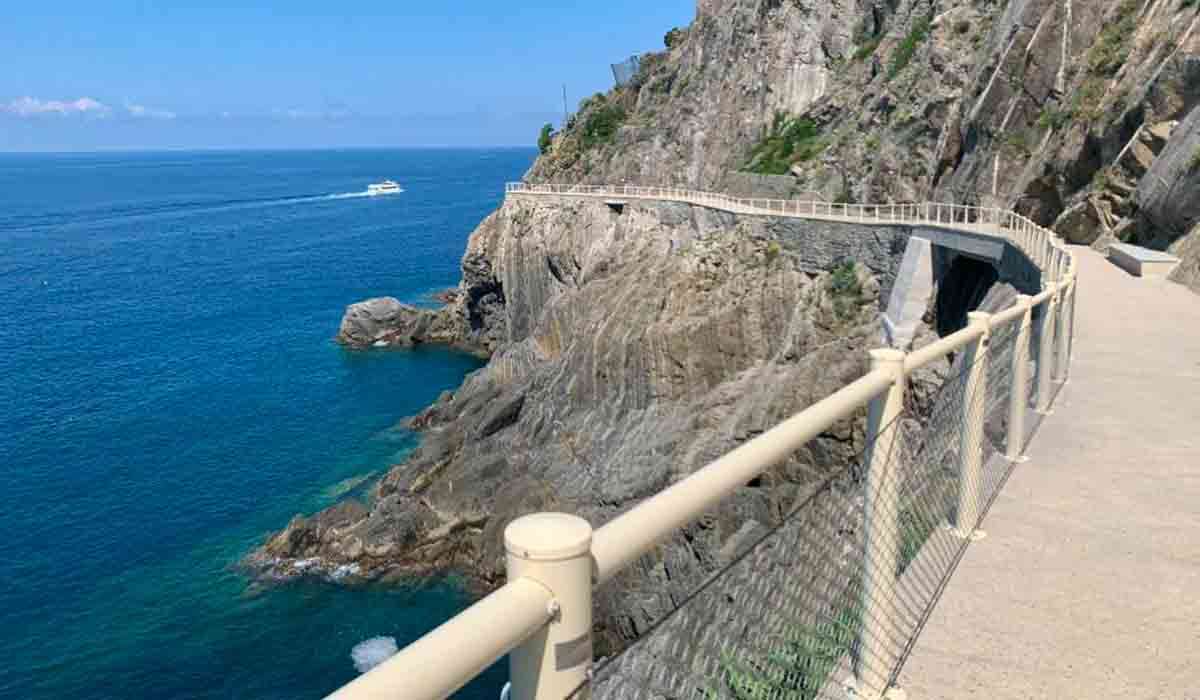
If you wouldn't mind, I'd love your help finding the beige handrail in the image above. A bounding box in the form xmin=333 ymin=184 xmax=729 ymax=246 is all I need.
xmin=327 ymin=578 xmax=554 ymax=700
xmin=591 ymin=369 xmax=895 ymax=583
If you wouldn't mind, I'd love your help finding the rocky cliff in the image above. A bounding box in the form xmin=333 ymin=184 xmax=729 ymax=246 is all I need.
xmin=530 ymin=0 xmax=1200 ymax=285
xmin=256 ymin=0 xmax=1200 ymax=655
xmin=258 ymin=193 xmax=926 ymax=651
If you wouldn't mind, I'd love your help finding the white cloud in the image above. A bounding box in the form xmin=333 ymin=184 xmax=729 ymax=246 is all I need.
xmin=124 ymin=101 xmax=176 ymax=120
xmin=3 ymin=96 xmax=111 ymax=117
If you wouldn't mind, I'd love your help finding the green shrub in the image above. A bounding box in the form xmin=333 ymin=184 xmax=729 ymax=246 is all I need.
xmin=1036 ymin=107 xmax=1071 ymax=131
xmin=852 ymin=37 xmax=882 ymax=61
xmin=1087 ymin=0 xmax=1139 ymax=76
xmin=665 ymin=26 xmax=687 ymax=49
xmin=537 ymin=123 xmax=554 ymax=154
xmin=887 ymin=16 xmax=932 ymax=81
xmin=829 ymin=261 xmax=864 ymax=320
xmin=765 ymin=241 xmax=782 ymax=264
xmin=579 ymin=101 xmax=627 ymax=149
xmin=1071 ymin=78 xmax=1105 ymax=120
xmin=742 ymin=114 xmax=827 ymax=175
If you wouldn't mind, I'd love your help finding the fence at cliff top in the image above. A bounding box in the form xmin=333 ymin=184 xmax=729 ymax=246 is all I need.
xmin=328 ymin=186 xmax=1077 ymax=700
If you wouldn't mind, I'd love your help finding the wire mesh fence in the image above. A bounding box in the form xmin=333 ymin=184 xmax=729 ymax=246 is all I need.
xmin=578 ymin=322 xmax=1057 ymax=700
xmin=611 ymin=55 xmax=642 ymax=87
xmin=583 ymin=417 xmax=897 ymax=700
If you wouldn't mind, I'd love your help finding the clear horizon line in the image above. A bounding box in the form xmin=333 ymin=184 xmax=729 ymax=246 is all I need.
xmin=0 ymin=144 xmax=541 ymax=155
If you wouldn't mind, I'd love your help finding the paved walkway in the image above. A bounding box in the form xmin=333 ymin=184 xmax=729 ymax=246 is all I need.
xmin=898 ymin=247 xmax=1200 ymax=699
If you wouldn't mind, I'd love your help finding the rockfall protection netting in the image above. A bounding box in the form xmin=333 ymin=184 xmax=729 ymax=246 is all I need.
xmin=611 ymin=55 xmax=642 ymax=87
xmin=572 ymin=312 xmax=1067 ymax=700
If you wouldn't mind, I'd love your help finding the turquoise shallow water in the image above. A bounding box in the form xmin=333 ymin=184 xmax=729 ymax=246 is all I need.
xmin=0 ymin=148 xmax=534 ymax=699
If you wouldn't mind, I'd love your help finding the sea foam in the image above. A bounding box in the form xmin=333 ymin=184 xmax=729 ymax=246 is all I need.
xmin=351 ymin=636 xmax=400 ymax=673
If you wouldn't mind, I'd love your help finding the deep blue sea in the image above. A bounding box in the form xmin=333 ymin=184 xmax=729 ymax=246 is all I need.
xmin=0 ymin=148 xmax=535 ymax=699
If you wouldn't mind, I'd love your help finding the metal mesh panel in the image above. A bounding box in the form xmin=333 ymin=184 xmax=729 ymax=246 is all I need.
xmin=587 ymin=418 xmax=895 ymax=700
xmin=576 ymin=348 xmax=1008 ymax=696
xmin=1029 ymin=306 xmax=1051 ymax=412
xmin=575 ymin=329 xmax=1046 ymax=700
xmin=978 ymin=321 xmax=1018 ymax=498
xmin=882 ymin=371 xmax=972 ymax=686
xmin=611 ymin=55 xmax=642 ymax=87
xmin=1050 ymin=294 xmax=1070 ymax=403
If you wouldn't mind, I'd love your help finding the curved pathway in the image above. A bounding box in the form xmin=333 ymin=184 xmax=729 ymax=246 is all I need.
xmin=898 ymin=246 xmax=1200 ymax=699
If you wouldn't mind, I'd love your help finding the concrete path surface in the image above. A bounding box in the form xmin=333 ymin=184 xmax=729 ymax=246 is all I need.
xmin=897 ymin=247 xmax=1200 ymax=699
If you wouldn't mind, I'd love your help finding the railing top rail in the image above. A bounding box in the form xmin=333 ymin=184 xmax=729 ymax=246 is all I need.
xmin=592 ymin=368 xmax=894 ymax=583
xmin=904 ymin=323 xmax=987 ymax=373
xmin=329 ymin=578 xmax=554 ymax=700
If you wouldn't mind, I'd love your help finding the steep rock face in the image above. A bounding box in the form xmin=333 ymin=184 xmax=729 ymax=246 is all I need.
xmin=1132 ymin=106 xmax=1200 ymax=292
xmin=527 ymin=0 xmax=872 ymax=189
xmin=258 ymin=196 xmax=912 ymax=651
xmin=528 ymin=0 xmax=1200 ymax=290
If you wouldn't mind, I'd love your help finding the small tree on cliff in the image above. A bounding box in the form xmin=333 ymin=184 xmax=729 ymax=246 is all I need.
xmin=537 ymin=123 xmax=554 ymax=154
xmin=665 ymin=27 xmax=686 ymax=49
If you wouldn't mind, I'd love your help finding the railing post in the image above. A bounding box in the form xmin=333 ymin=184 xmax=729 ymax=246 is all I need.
xmin=952 ymin=312 xmax=990 ymax=540
xmin=506 ymin=513 xmax=594 ymax=700
xmin=1065 ymin=278 xmax=1078 ymax=379
xmin=1006 ymin=296 xmax=1034 ymax=462
xmin=854 ymin=349 xmax=907 ymax=700
xmin=1054 ymin=277 xmax=1073 ymax=384
xmin=1035 ymin=282 xmax=1059 ymax=414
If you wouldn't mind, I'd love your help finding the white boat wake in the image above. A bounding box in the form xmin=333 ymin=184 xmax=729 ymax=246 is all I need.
xmin=324 ymin=190 xmax=375 ymax=200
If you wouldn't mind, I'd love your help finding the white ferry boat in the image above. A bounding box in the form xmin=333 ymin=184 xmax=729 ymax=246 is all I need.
xmin=367 ymin=180 xmax=403 ymax=196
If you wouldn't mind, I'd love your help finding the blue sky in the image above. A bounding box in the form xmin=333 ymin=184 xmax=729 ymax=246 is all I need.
xmin=1 ymin=1 xmax=695 ymax=151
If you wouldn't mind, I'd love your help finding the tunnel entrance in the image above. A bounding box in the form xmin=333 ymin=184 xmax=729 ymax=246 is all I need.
xmin=935 ymin=255 xmax=999 ymax=336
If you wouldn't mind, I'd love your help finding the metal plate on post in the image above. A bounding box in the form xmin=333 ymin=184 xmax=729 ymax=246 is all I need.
xmin=555 ymin=633 xmax=592 ymax=671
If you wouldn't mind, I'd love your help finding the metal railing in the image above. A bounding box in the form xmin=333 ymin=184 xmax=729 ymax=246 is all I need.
xmin=328 ymin=184 xmax=1077 ymax=700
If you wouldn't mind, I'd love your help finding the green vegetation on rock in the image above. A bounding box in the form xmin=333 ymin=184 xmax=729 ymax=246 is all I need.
xmin=537 ymin=123 xmax=554 ymax=155
xmin=742 ymin=113 xmax=827 ymax=175
xmin=887 ymin=17 xmax=931 ymax=82
xmin=765 ymin=241 xmax=782 ymax=264
xmin=575 ymin=94 xmax=627 ymax=150
xmin=1089 ymin=0 xmax=1140 ymax=76
xmin=1071 ymin=0 xmax=1139 ymax=121
xmin=1036 ymin=106 xmax=1071 ymax=131
xmin=852 ymin=37 xmax=882 ymax=61
xmin=829 ymin=261 xmax=865 ymax=320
